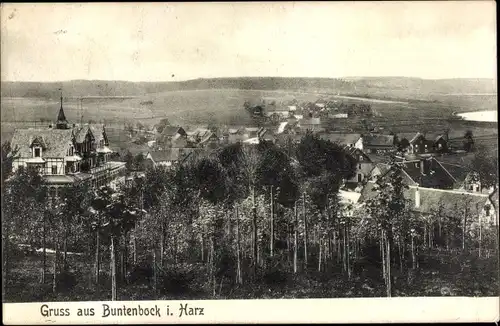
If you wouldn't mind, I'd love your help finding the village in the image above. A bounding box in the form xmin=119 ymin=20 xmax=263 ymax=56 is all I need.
xmin=2 ymin=91 xmax=498 ymax=302
xmin=1 ymin=2 xmax=498 ymax=311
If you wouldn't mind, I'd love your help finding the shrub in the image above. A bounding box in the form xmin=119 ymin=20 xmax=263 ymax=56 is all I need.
xmin=159 ymin=266 xmax=196 ymax=295
xmin=126 ymin=261 xmax=153 ymax=285
xmin=57 ymin=269 xmax=77 ymax=292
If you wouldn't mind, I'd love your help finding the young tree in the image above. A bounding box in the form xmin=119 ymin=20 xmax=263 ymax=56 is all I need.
xmin=365 ymin=162 xmax=409 ymax=297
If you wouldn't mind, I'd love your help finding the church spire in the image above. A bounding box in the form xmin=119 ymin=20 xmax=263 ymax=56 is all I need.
xmin=56 ymin=88 xmax=69 ymax=129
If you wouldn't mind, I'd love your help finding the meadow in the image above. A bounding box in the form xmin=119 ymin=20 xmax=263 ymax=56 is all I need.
xmin=1 ymin=88 xmax=497 ymax=155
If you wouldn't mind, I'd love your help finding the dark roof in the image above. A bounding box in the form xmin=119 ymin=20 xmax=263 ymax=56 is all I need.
xmin=437 ymin=161 xmax=469 ymax=184
xmin=11 ymin=128 xmax=74 ymax=158
xmin=57 ymin=105 xmax=68 ymax=124
xmin=345 ymin=146 xmax=372 ymax=163
xmin=162 ymin=126 xmax=186 ymax=137
xmin=363 ymin=134 xmax=395 ymax=147
xmin=399 ymin=158 xmax=456 ymax=188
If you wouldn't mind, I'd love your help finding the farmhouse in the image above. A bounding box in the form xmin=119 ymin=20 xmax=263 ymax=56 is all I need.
xmin=319 ymin=133 xmax=362 ymax=148
xmin=371 ymin=157 xmax=456 ymax=190
xmin=9 ymin=97 xmax=125 ymax=195
xmin=144 ymin=148 xmax=199 ymax=168
xmin=358 ymin=134 xmax=395 ymax=154
xmin=344 ymin=147 xmax=374 ymax=185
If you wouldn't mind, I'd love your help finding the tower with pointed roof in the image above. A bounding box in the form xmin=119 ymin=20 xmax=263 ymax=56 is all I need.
xmin=56 ymin=89 xmax=70 ymax=129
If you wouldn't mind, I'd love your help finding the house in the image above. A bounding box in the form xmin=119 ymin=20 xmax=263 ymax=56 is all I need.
xmin=373 ymin=157 xmax=457 ymax=190
xmin=407 ymin=132 xmax=434 ymax=155
xmin=358 ymin=134 xmax=395 ymax=154
xmin=299 ymin=118 xmax=323 ymax=132
xmin=9 ymin=96 xmax=125 ymax=196
xmin=434 ymin=135 xmax=449 ymax=153
xmin=157 ymin=126 xmax=187 ymax=148
xmin=319 ymin=133 xmax=362 ymax=148
xmin=344 ymin=147 xmax=374 ymax=184
xmin=360 ymin=178 xmax=498 ymax=226
xmin=145 ymin=148 xmax=195 ymax=169
xmin=200 ymin=132 xmax=219 ymax=148
xmin=406 ymin=186 xmax=497 ymax=225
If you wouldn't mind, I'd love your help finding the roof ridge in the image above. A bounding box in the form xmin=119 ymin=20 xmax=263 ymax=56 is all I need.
xmin=409 ymin=185 xmax=489 ymax=197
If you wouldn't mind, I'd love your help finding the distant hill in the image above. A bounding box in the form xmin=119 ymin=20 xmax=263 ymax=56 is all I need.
xmin=1 ymin=77 xmax=496 ymax=99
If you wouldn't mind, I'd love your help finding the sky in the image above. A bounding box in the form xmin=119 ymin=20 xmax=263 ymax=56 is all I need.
xmin=0 ymin=1 xmax=497 ymax=82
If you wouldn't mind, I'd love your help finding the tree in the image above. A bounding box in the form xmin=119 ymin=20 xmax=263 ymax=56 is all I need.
xmin=463 ymin=130 xmax=474 ymax=152
xmin=133 ymin=153 xmax=145 ymax=171
xmin=468 ymin=144 xmax=499 ymax=190
xmin=124 ymin=151 xmax=134 ymax=171
xmin=365 ymin=162 xmax=409 ymax=297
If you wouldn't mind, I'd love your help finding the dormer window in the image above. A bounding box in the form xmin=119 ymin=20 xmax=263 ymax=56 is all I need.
xmin=68 ymin=146 xmax=74 ymax=156
xmin=359 ymin=155 xmax=363 ymax=161
xmin=34 ymin=147 xmax=41 ymax=157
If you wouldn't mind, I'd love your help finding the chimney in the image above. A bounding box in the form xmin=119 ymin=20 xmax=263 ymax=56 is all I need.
xmin=415 ymin=185 xmax=420 ymax=208
xmin=420 ymin=158 xmax=428 ymax=175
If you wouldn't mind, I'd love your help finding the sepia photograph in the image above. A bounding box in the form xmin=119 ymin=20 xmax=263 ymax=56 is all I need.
xmin=1 ymin=1 xmax=498 ymax=324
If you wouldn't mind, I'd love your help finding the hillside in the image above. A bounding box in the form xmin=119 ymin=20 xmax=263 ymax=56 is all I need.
xmin=1 ymin=77 xmax=496 ymax=100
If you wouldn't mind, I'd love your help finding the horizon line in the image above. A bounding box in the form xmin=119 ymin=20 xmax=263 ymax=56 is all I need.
xmin=1 ymin=76 xmax=497 ymax=84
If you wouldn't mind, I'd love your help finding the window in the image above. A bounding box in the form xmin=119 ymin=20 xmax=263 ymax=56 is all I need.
xmin=358 ymin=164 xmax=362 ymax=169
xmin=415 ymin=162 xmax=420 ymax=168
xmin=52 ymin=166 xmax=57 ymax=174
xmin=68 ymin=146 xmax=74 ymax=156
xmin=357 ymin=174 xmax=362 ymax=182
xmin=34 ymin=148 xmax=41 ymax=157
xmin=359 ymin=155 xmax=363 ymax=161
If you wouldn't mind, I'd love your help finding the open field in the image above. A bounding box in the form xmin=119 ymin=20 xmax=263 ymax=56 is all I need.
xmin=1 ymin=85 xmax=497 ymax=154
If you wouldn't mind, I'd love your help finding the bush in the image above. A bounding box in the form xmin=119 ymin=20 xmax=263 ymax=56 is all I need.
xmin=257 ymin=257 xmax=290 ymax=286
xmin=57 ymin=269 xmax=77 ymax=292
xmin=159 ymin=266 xmax=196 ymax=295
xmin=126 ymin=261 xmax=153 ymax=285
xmin=30 ymin=284 xmax=53 ymax=301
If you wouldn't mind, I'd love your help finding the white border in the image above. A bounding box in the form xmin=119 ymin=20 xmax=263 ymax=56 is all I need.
xmin=3 ymin=297 xmax=500 ymax=324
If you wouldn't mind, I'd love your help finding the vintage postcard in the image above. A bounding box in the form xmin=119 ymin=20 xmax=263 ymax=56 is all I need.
xmin=1 ymin=1 xmax=498 ymax=324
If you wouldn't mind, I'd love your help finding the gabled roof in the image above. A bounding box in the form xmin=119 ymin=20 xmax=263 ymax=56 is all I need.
xmin=345 ymin=147 xmax=372 ymax=163
xmin=363 ymin=134 xmax=395 ymax=147
xmin=399 ymin=158 xmax=456 ymax=188
xmin=11 ymin=128 xmax=74 ymax=158
xmin=148 ymin=149 xmax=182 ymax=162
xmin=199 ymin=131 xmax=218 ymax=144
xmin=320 ymin=133 xmax=361 ymax=145
xmin=409 ymin=132 xmax=425 ymax=144
xmin=162 ymin=126 xmax=187 ymax=137
xmin=405 ymin=187 xmax=490 ymax=217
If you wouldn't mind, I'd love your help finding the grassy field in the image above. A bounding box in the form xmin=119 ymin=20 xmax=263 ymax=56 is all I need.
xmin=1 ymin=89 xmax=497 ymax=154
